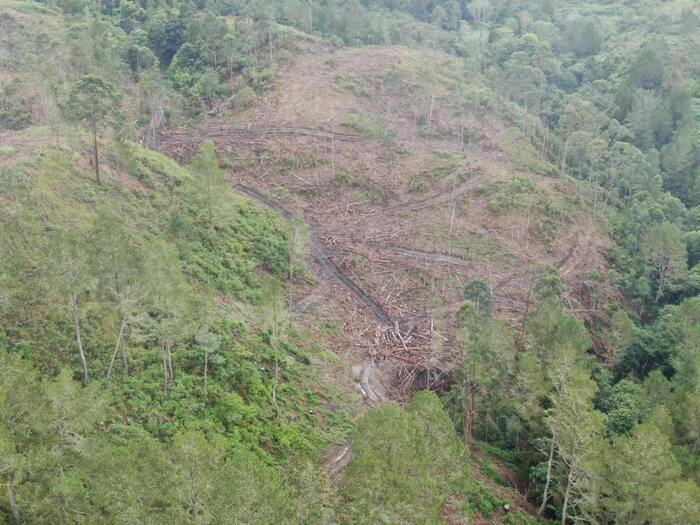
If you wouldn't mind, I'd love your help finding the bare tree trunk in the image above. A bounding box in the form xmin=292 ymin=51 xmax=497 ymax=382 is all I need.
xmin=538 ymin=436 xmax=555 ymax=517
xmin=7 ymin=474 xmax=20 ymax=524
xmin=517 ymin=277 xmax=534 ymax=351
xmin=467 ymin=386 xmax=475 ymax=447
xmin=272 ymin=345 xmax=279 ymax=413
xmin=288 ymin=227 xmax=298 ymax=311
xmin=166 ymin=339 xmax=173 ymax=386
xmin=541 ymin=127 xmax=548 ymax=157
xmin=207 ymin=177 xmax=213 ymax=236
xmin=560 ymin=140 xmax=568 ymax=177
xmin=271 ymin=296 xmax=280 ymax=414
xmin=106 ymin=314 xmax=127 ymax=380
xmin=307 ymin=0 xmax=313 ymax=32
xmin=92 ymin=121 xmax=100 ymax=185
xmin=463 ymin=380 xmax=474 ymax=446
xmin=203 ymin=343 xmax=209 ymax=406
xmin=330 ymin=125 xmax=335 ymax=180
xmin=561 ymin=467 xmax=573 ymax=525
xmin=412 ymin=112 xmax=417 ymax=145
xmin=69 ymin=293 xmax=89 ymax=386
xmin=268 ymin=27 xmax=272 ymax=61
xmin=120 ymin=325 xmax=129 ymax=376
xmin=655 ymin=264 xmax=667 ymax=303
xmin=161 ymin=338 xmax=170 ymax=393
xmin=427 ymin=95 xmax=435 ymax=131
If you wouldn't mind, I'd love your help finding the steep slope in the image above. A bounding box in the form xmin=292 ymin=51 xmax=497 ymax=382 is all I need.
xmin=160 ymin=44 xmax=614 ymax=390
xmin=0 ymin=133 xmax=358 ymax=465
xmin=6 ymin=0 xmax=697 ymax=522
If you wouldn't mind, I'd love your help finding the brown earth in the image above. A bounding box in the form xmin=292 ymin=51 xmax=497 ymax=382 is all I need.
xmin=159 ymin=44 xmax=614 ymax=392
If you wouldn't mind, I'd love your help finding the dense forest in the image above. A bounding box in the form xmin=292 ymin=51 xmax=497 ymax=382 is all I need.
xmin=1 ymin=0 xmax=699 ymax=523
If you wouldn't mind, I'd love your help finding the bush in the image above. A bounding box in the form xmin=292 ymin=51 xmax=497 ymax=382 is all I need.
xmin=342 ymin=112 xmax=386 ymax=139
xmin=340 ymin=391 xmax=469 ymax=524
xmin=0 ymin=145 xmax=16 ymax=157
xmin=235 ymin=86 xmax=257 ymax=109
xmin=0 ymin=82 xmax=32 ymax=130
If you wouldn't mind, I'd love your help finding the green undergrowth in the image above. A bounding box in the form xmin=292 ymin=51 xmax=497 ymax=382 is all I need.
xmin=342 ymin=111 xmax=387 ymax=139
xmin=481 ymin=176 xmax=567 ymax=245
xmin=0 ymin=135 xmax=353 ymax=462
xmin=463 ymin=478 xmax=544 ymax=525
xmin=410 ymin=150 xmax=475 ymax=194
xmin=0 ymin=145 xmax=15 ymax=156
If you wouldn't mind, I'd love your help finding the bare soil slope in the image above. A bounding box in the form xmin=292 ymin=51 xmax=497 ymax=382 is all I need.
xmin=160 ymin=44 xmax=614 ymax=390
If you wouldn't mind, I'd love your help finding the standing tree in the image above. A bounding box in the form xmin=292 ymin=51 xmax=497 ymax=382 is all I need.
xmin=195 ymin=286 xmax=220 ymax=407
xmin=144 ymin=239 xmax=190 ymax=393
xmin=139 ymin=67 xmax=168 ymax=151
xmin=456 ymin=297 xmax=515 ymax=447
xmin=287 ymin=218 xmax=307 ymax=311
xmin=550 ymin=349 xmax=602 ymax=524
xmin=64 ymin=74 xmax=121 ymax=185
xmin=539 ymin=347 xmax=601 ymax=522
xmin=383 ymin=128 xmax=398 ymax=187
xmin=644 ymin=222 xmax=687 ymax=302
xmin=499 ymin=127 xmax=536 ymax=178
xmin=599 ymin=422 xmax=681 ymax=523
xmin=190 ymin=140 xmax=227 ymax=236
xmin=46 ymin=229 xmax=94 ymax=386
xmin=89 ymin=209 xmax=143 ymax=379
xmin=262 ymin=280 xmax=288 ymax=414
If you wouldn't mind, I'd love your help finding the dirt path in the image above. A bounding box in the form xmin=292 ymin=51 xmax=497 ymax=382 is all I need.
xmin=327 ymin=444 xmax=352 ymax=479
xmin=232 ymin=183 xmax=393 ymax=328
xmin=0 ymin=132 xmax=53 ymax=166
xmin=355 ymin=362 xmax=387 ymax=403
xmin=326 ymin=360 xmax=387 ymax=479
xmin=235 ymin=181 xmax=398 ymax=478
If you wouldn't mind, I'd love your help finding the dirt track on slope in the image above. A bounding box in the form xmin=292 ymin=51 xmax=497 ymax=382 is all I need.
xmin=233 ymin=183 xmax=394 ymax=328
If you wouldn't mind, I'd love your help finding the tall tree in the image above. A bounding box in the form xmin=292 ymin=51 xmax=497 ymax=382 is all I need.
xmin=546 ymin=350 xmax=602 ymax=525
xmin=143 ymin=239 xmax=190 ymax=392
xmin=644 ymin=222 xmax=687 ymax=302
xmin=599 ymin=422 xmax=681 ymax=523
xmin=195 ymin=286 xmax=219 ymax=407
xmin=190 ymin=140 xmax=227 ymax=235
xmin=89 ymin=209 xmax=142 ymax=379
xmin=46 ymin=229 xmax=93 ymax=386
xmin=456 ymin=298 xmax=515 ymax=447
xmin=64 ymin=75 xmax=121 ymax=184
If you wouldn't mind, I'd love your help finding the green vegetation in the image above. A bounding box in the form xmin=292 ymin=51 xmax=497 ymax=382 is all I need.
xmin=342 ymin=112 xmax=387 ymax=139
xmin=0 ymin=139 xmax=354 ymax=522
xmin=340 ymin=392 xmax=469 ymax=524
xmin=1 ymin=0 xmax=700 ymax=523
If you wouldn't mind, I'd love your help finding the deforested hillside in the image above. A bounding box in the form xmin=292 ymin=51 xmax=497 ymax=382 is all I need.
xmin=1 ymin=0 xmax=700 ymax=523
xmin=159 ymin=43 xmax=615 ymax=382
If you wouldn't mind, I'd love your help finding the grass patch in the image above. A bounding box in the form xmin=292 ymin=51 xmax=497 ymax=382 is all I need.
xmin=0 ymin=145 xmax=16 ymax=157
xmin=335 ymin=74 xmax=372 ymax=98
xmin=0 ymin=136 xmax=354 ymax=463
xmin=410 ymin=150 xmax=473 ymax=194
xmin=485 ymin=176 xmax=564 ymax=244
xmin=478 ymin=457 xmax=510 ymax=487
xmin=474 ymin=440 xmax=519 ymax=466
xmin=461 ymin=478 xmax=506 ymax=518
xmin=281 ymin=152 xmax=327 ymax=170
xmin=342 ymin=112 xmax=386 ymax=139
